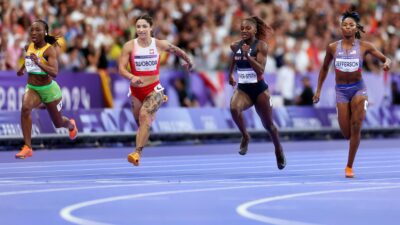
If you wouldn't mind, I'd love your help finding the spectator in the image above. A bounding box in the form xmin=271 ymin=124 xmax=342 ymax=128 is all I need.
xmin=296 ymin=76 xmax=314 ymax=106
xmin=173 ymin=77 xmax=198 ymax=107
xmin=391 ymin=81 xmax=400 ymax=105
xmin=276 ymin=54 xmax=295 ymax=105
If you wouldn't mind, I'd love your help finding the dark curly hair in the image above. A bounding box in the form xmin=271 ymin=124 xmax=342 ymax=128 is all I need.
xmin=341 ymin=11 xmax=365 ymax=39
xmin=244 ymin=16 xmax=274 ymax=42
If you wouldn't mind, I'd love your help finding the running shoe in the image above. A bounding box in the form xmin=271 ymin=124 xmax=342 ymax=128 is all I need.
xmin=127 ymin=151 xmax=141 ymax=166
xmin=69 ymin=119 xmax=78 ymax=140
xmin=275 ymin=148 xmax=286 ymax=170
xmin=15 ymin=145 xmax=33 ymax=159
xmin=238 ymin=137 xmax=250 ymax=155
xmin=345 ymin=166 xmax=354 ymax=178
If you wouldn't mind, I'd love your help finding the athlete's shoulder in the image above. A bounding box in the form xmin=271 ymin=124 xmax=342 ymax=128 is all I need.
xmin=358 ymin=40 xmax=374 ymax=49
xmin=123 ymin=39 xmax=135 ymax=48
xmin=155 ymin=38 xmax=169 ymax=46
xmin=329 ymin=40 xmax=339 ymax=48
xmin=256 ymin=40 xmax=268 ymax=49
xmin=24 ymin=43 xmax=31 ymax=51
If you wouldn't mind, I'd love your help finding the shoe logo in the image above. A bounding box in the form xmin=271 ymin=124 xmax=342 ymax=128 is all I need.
xmin=154 ymin=84 xmax=164 ymax=92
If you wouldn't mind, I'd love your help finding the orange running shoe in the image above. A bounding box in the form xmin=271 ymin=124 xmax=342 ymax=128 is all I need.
xmin=127 ymin=151 xmax=141 ymax=166
xmin=345 ymin=166 xmax=354 ymax=178
xmin=69 ymin=119 xmax=78 ymax=140
xmin=15 ymin=145 xmax=33 ymax=159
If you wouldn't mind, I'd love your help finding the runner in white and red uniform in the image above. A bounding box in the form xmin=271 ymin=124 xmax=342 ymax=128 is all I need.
xmin=119 ymin=14 xmax=193 ymax=166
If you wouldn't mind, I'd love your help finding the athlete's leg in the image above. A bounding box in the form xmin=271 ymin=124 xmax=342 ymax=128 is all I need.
xmin=16 ymin=89 xmax=42 ymax=158
xmin=254 ymin=90 xmax=286 ymax=169
xmin=230 ymin=89 xmax=253 ymax=155
xmin=21 ymin=89 xmax=41 ymax=148
xmin=337 ymin=103 xmax=351 ymax=140
xmin=347 ymin=96 xmax=368 ymax=168
xmin=128 ymin=91 xmax=163 ymax=166
xmin=45 ymin=98 xmax=77 ymax=140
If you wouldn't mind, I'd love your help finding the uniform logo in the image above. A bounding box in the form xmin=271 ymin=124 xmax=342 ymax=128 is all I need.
xmin=150 ymin=49 xmax=154 ymax=54
xmin=236 ymin=49 xmax=241 ymax=54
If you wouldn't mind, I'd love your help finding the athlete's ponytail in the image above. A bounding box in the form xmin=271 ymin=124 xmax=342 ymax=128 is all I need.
xmin=244 ymin=16 xmax=274 ymax=42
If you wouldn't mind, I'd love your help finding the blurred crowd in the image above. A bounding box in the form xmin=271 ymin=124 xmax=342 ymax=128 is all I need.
xmin=1 ymin=0 xmax=400 ymax=106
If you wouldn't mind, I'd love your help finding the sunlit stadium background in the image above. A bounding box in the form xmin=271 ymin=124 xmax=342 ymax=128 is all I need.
xmin=1 ymin=0 xmax=400 ymax=149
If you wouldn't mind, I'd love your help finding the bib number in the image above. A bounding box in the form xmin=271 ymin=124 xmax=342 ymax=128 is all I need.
xmin=238 ymin=69 xmax=257 ymax=83
xmin=25 ymin=57 xmax=43 ymax=73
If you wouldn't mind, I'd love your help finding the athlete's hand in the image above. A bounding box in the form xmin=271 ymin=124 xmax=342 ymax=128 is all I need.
xmin=383 ymin=59 xmax=391 ymax=71
xmin=182 ymin=62 xmax=194 ymax=72
xmin=242 ymin=43 xmax=250 ymax=56
xmin=312 ymin=91 xmax=321 ymax=104
xmin=130 ymin=76 xmax=143 ymax=87
xmin=17 ymin=69 xmax=25 ymax=76
xmin=30 ymin=53 xmax=39 ymax=65
xmin=182 ymin=59 xmax=194 ymax=72
xmin=229 ymin=75 xmax=236 ymax=87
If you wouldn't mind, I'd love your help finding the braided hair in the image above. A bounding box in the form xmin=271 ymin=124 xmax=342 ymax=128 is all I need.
xmin=244 ymin=16 xmax=274 ymax=42
xmin=34 ymin=20 xmax=59 ymax=45
xmin=341 ymin=11 xmax=365 ymax=39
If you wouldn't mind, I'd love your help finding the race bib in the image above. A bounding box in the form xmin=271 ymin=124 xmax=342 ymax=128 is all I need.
xmin=237 ymin=68 xmax=257 ymax=83
xmin=25 ymin=56 xmax=43 ymax=73
xmin=334 ymin=58 xmax=360 ymax=72
xmin=134 ymin=55 xmax=158 ymax=71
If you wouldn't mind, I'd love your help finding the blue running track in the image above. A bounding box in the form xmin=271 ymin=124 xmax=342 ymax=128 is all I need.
xmin=0 ymin=139 xmax=399 ymax=225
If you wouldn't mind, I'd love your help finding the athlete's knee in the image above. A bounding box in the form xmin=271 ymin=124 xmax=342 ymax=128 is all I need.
xmin=21 ymin=105 xmax=33 ymax=116
xmin=138 ymin=111 xmax=151 ymax=125
xmin=265 ymin=123 xmax=277 ymax=133
xmin=230 ymin=107 xmax=241 ymax=116
xmin=351 ymin=120 xmax=362 ymax=131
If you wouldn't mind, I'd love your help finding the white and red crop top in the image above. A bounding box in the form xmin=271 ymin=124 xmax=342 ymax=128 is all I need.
xmin=129 ymin=38 xmax=160 ymax=76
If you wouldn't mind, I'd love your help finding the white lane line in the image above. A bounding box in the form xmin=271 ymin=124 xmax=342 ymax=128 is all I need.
xmin=0 ymin=179 xmax=298 ymax=197
xmin=1 ymin=147 xmax=398 ymax=168
xmin=3 ymin=173 xmax=400 ymax=187
xmin=2 ymin=159 xmax=400 ymax=181
xmin=58 ymin=183 xmax=302 ymax=225
xmin=236 ymin=185 xmax=400 ymax=225
xmin=1 ymin=168 xmax=400 ymax=197
xmin=2 ymin=156 xmax=400 ymax=175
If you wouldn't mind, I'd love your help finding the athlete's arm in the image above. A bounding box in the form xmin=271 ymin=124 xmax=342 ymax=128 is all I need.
xmin=17 ymin=64 xmax=25 ymax=76
xmin=313 ymin=43 xmax=334 ymax=103
xmin=33 ymin=45 xmax=58 ymax=77
xmin=228 ymin=41 xmax=240 ymax=86
xmin=363 ymin=41 xmax=391 ymax=71
xmin=17 ymin=45 xmax=28 ymax=76
xmin=118 ymin=40 xmax=142 ymax=85
xmin=244 ymin=41 xmax=267 ymax=75
xmin=157 ymin=40 xmax=193 ymax=71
